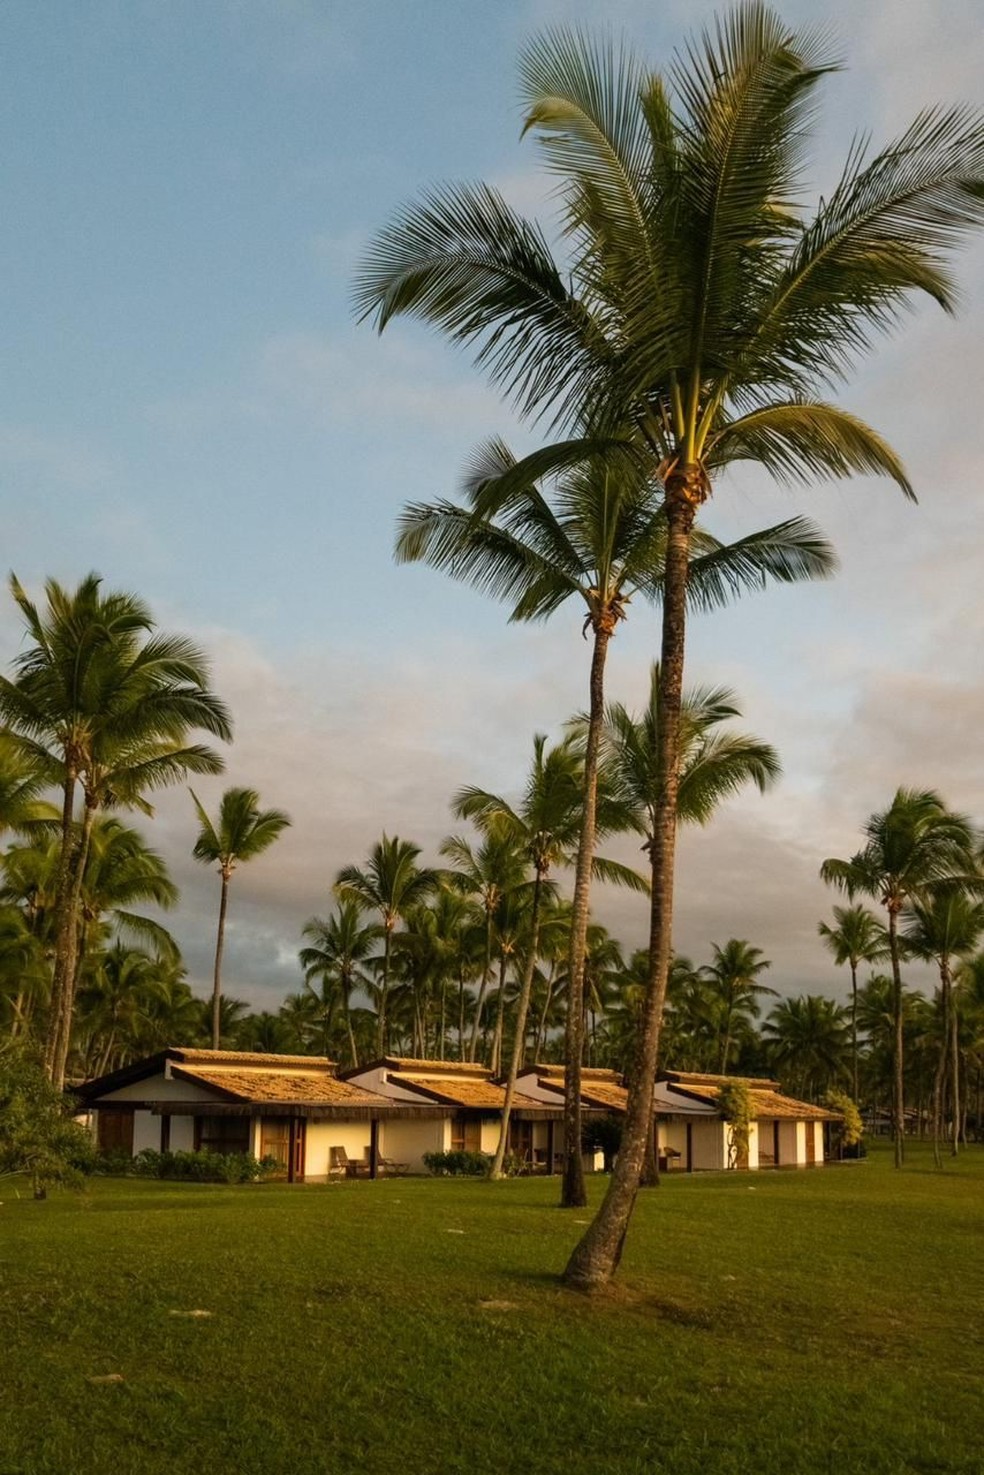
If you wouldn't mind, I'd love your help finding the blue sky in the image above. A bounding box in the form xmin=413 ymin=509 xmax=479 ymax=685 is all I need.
xmin=4 ymin=0 xmax=984 ymax=1008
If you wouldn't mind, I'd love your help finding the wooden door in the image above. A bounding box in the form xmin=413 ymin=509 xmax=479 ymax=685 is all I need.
xmin=260 ymin=1118 xmax=291 ymax=1179
xmin=97 ymin=1109 xmax=134 ymax=1155
xmin=289 ymin=1118 xmax=306 ymax=1184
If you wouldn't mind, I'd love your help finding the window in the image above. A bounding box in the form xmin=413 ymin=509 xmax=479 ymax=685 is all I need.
xmin=97 ymin=1109 xmax=134 ymax=1154
xmin=195 ymin=1116 xmax=250 ymax=1155
xmin=450 ymin=1114 xmax=481 ymax=1152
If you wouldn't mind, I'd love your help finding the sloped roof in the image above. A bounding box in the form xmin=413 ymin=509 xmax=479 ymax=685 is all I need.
xmin=398 ymin=1075 xmax=549 ymax=1112
xmin=169 ymin=1048 xmax=335 ymax=1070
xmin=664 ymin=1074 xmax=840 ymax=1122
xmin=381 ymin=1057 xmax=494 ymax=1077
xmin=526 ymin=1065 xmax=628 ymax=1113
xmin=170 ymin=1064 xmax=390 ymax=1108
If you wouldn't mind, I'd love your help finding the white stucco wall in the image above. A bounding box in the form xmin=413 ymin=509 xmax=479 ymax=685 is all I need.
xmin=747 ymin=1120 xmax=760 ymax=1170
xmin=812 ymin=1121 xmax=825 ymax=1164
xmin=304 ymin=1121 xmax=374 ymax=1180
xmin=379 ymin=1117 xmax=449 ymax=1173
xmin=777 ymin=1120 xmax=799 ymax=1165
xmin=690 ymin=1120 xmax=727 ymax=1171
xmin=95 ymin=1072 xmax=217 ymax=1103
xmin=132 ymin=1110 xmax=162 ymax=1155
xmin=169 ymin=1116 xmax=195 ymax=1152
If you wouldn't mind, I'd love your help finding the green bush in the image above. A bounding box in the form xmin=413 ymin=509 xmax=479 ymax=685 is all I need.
xmin=100 ymin=1148 xmax=270 ymax=1183
xmin=422 ymin=1149 xmax=491 ymax=1177
xmin=0 ymin=1054 xmax=95 ymax=1195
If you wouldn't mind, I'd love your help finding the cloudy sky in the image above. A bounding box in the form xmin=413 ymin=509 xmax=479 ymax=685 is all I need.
xmin=4 ymin=0 xmax=984 ymax=1010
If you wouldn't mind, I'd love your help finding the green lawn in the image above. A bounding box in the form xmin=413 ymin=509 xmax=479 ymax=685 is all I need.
xmin=2 ymin=1143 xmax=982 ymax=1475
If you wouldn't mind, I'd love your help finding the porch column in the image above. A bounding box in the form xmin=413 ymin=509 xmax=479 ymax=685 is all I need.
xmin=369 ymin=1119 xmax=380 ymax=1179
xmin=686 ymin=1121 xmax=693 ymax=1173
xmin=546 ymin=1119 xmax=556 ymax=1175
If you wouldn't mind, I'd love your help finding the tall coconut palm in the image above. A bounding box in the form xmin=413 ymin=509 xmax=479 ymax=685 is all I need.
xmin=0 ymin=573 xmax=231 ymax=1086
xmin=191 ymin=787 xmax=291 ymax=1051
xmin=357 ymin=8 xmax=984 ymax=1286
xmin=821 ymin=789 xmax=977 ymax=1166
xmin=818 ymin=905 xmax=889 ymax=1101
xmin=901 ymin=889 xmax=984 ymax=1160
xmin=440 ymin=822 xmax=528 ymax=1061
xmin=455 ymin=732 xmax=645 ymax=1180
xmin=398 ymin=448 xmax=826 ymax=1207
xmin=334 ymin=835 xmax=438 ymax=1056
xmin=700 ymin=939 xmax=776 ymax=1072
xmin=299 ymin=901 xmax=381 ymax=1066
xmin=761 ymin=994 xmax=850 ymax=1101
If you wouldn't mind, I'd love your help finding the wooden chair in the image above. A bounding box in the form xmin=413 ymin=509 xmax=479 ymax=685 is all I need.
xmin=329 ymin=1145 xmax=369 ymax=1178
xmin=377 ymin=1152 xmax=409 ymax=1177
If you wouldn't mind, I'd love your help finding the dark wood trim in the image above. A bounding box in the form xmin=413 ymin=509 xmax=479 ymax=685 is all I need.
xmin=160 ymin=1115 xmax=171 ymax=1152
xmin=287 ymin=1117 xmax=306 ymax=1184
xmin=773 ymin=1120 xmax=781 ymax=1166
xmin=369 ymin=1119 xmax=380 ymax=1180
xmin=686 ymin=1122 xmax=693 ymax=1173
xmin=546 ymin=1119 xmax=556 ymax=1176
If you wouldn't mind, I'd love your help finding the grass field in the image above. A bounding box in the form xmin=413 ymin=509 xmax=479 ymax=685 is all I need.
xmin=2 ymin=1142 xmax=982 ymax=1475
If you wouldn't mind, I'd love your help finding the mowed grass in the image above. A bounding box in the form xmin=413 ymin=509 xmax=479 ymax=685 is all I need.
xmin=2 ymin=1143 xmax=982 ymax=1475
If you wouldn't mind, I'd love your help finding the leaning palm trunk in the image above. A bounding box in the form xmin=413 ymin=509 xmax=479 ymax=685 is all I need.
xmin=564 ymin=476 xmax=696 ymax=1288
xmin=887 ymin=906 xmax=905 ymax=1169
xmin=50 ymin=796 xmax=98 ymax=1089
xmin=43 ymin=769 xmax=79 ymax=1082
xmin=491 ymin=871 xmax=544 ymax=1179
xmin=469 ymin=910 xmax=495 ymax=1062
xmin=562 ymin=623 xmax=612 ymax=1209
xmin=948 ymin=973 xmax=960 ymax=1154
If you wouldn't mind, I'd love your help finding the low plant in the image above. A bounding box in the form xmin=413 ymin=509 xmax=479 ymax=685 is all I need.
xmin=824 ymin=1087 xmax=864 ymax=1154
xmin=422 ymin=1149 xmax=491 ymax=1177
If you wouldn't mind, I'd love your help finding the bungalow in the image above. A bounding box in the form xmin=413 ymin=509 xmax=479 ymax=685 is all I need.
xmin=514 ymin=1065 xmax=839 ymax=1171
xmin=341 ymin=1057 xmax=565 ymax=1172
xmin=77 ymin=1047 xmax=447 ymax=1182
xmin=657 ymin=1072 xmax=840 ymax=1170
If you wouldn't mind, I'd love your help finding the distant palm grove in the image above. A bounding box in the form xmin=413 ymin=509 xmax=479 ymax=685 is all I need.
xmin=3 ymin=573 xmax=984 ymax=1170
xmin=4 ymin=3 xmax=984 ymax=1296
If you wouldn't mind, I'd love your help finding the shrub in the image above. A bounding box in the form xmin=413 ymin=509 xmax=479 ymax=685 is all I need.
xmin=422 ymin=1149 xmax=491 ymax=1177
xmin=717 ymin=1080 xmax=753 ymax=1168
xmin=0 ymin=1054 xmax=95 ymax=1196
xmin=123 ymin=1148 xmax=269 ymax=1183
xmin=824 ymin=1088 xmax=864 ymax=1152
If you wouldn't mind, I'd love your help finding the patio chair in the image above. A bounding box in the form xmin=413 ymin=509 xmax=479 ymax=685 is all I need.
xmin=377 ymin=1152 xmax=409 ymax=1177
xmin=329 ymin=1145 xmax=370 ymax=1178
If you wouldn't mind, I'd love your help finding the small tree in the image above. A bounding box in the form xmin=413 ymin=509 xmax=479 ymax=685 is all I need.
xmin=0 ymin=1055 xmax=93 ymax=1197
xmin=717 ymin=1079 xmax=753 ymax=1170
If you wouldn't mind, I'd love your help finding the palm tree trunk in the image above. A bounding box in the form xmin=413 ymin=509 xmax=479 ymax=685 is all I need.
xmin=377 ymin=925 xmax=392 ymax=1057
xmin=563 ymin=472 xmax=696 ymax=1289
xmin=43 ymin=769 xmax=78 ymax=1081
xmin=491 ymin=951 xmax=508 ymax=1075
xmin=491 ymin=871 xmax=544 ymax=1179
xmin=211 ymin=870 xmax=231 ymax=1051
xmin=887 ymin=904 xmax=905 ymax=1168
xmin=469 ymin=909 xmax=495 ymax=1061
xmin=51 ymin=794 xmax=98 ymax=1090
xmin=343 ymin=987 xmax=359 ymax=1068
xmin=948 ymin=976 xmax=960 ymax=1155
xmin=561 ymin=623 xmax=611 ymax=1210
xmin=850 ymin=960 xmax=859 ymax=1103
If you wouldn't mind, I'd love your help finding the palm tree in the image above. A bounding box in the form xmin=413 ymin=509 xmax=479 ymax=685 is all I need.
xmin=818 ymin=905 xmax=889 ymax=1101
xmin=455 ymin=733 xmax=645 ymax=1180
xmin=357 ymin=9 xmax=984 ymax=1287
xmin=334 ymin=835 xmax=438 ymax=1056
xmin=299 ymin=901 xmax=380 ymax=1066
xmin=700 ymin=940 xmax=776 ymax=1072
xmin=822 ymin=789 xmax=978 ymax=1166
xmin=902 ymin=890 xmax=984 ymax=1160
xmin=440 ymin=823 xmax=527 ymax=1061
xmin=0 ymin=573 xmax=232 ymax=1086
xmin=761 ymin=995 xmax=850 ymax=1101
xmin=191 ymin=787 xmax=291 ymax=1051
xmin=592 ymin=663 xmax=778 ymax=1155
xmin=398 ymin=447 xmax=827 ymax=1205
